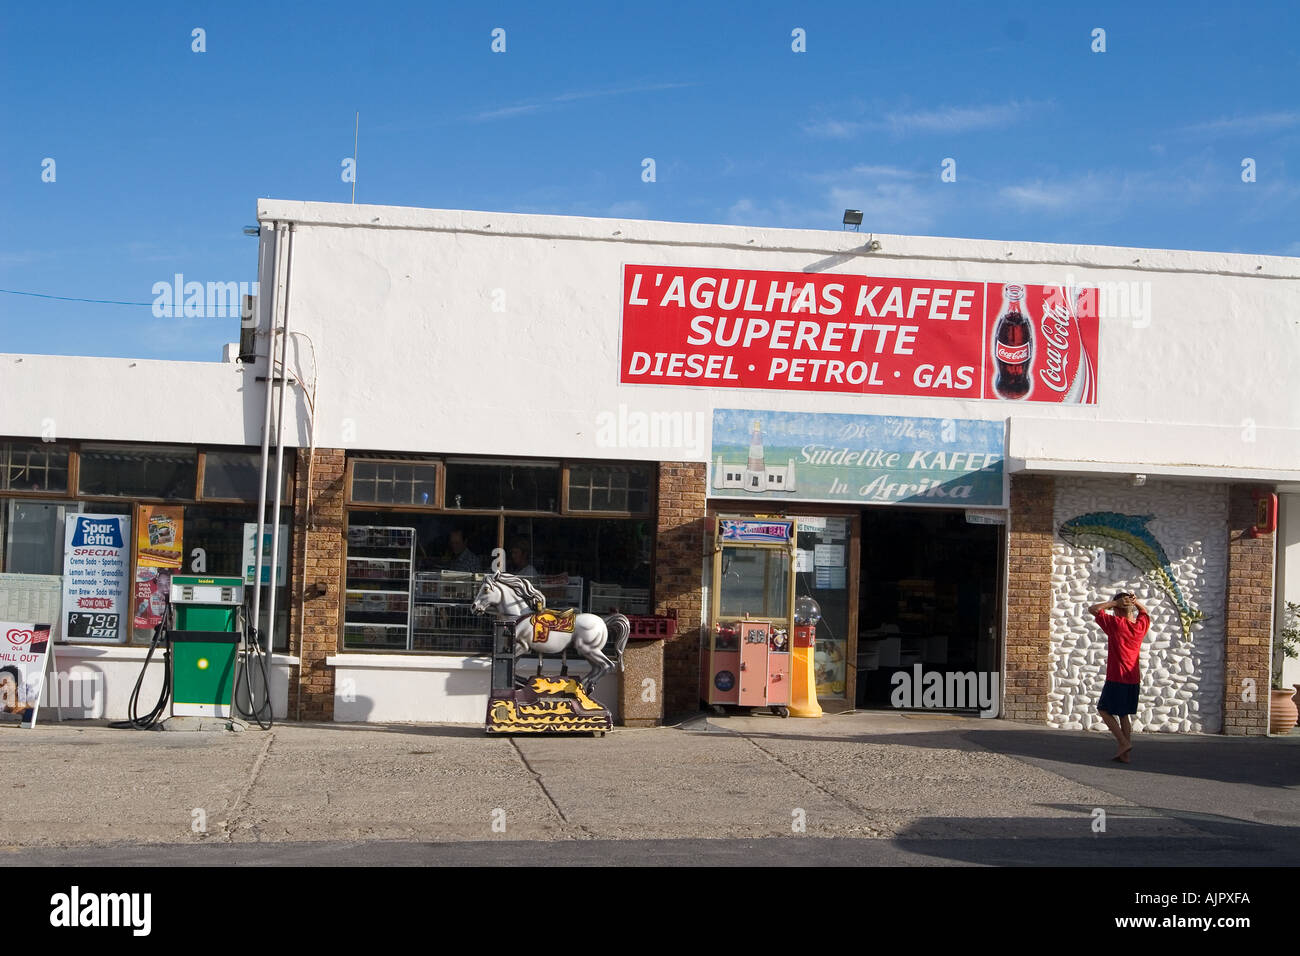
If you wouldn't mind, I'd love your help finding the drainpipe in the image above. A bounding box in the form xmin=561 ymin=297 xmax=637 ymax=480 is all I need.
xmin=252 ymin=223 xmax=285 ymax=643
xmin=266 ymin=224 xmax=295 ymax=717
xmin=253 ymin=222 xmax=294 ymax=717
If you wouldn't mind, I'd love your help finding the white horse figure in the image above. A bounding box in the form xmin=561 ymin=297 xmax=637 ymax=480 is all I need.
xmin=471 ymin=571 xmax=631 ymax=695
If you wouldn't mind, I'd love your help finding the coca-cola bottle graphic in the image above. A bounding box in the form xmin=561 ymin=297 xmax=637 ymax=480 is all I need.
xmin=993 ymin=284 xmax=1032 ymax=399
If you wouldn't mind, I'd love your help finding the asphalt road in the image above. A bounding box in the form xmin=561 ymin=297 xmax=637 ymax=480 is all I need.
xmin=3 ymin=711 xmax=1296 ymax=866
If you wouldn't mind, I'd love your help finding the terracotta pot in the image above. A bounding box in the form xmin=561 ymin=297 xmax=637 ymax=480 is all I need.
xmin=1293 ymin=684 xmax=1300 ymax=727
xmin=1270 ymin=688 xmax=1298 ymax=735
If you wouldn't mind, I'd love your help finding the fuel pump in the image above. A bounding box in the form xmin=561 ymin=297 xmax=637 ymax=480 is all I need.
xmin=114 ymin=574 xmax=271 ymax=730
xmin=167 ymin=575 xmax=242 ymax=720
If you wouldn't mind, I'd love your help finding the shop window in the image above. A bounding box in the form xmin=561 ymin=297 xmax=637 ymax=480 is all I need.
xmin=2 ymin=499 xmax=130 ymax=579
xmin=444 ymin=459 xmax=558 ymax=512
xmin=78 ymin=445 xmax=197 ymax=499
xmin=345 ymin=512 xmax=499 ymax=654
xmin=3 ymin=500 xmax=75 ymax=575
xmin=506 ymin=517 xmax=652 ymax=615
xmin=567 ymin=464 xmax=651 ymax=514
xmin=150 ymin=503 xmax=291 ymax=650
xmin=2 ymin=442 xmax=69 ymax=493
xmin=350 ymin=459 xmax=439 ymax=507
xmin=202 ymin=450 xmax=291 ymax=502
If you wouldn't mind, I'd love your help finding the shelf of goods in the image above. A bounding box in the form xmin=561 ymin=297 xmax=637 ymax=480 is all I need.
xmin=532 ymin=574 xmax=584 ymax=611
xmin=589 ymin=583 xmax=650 ymax=616
xmin=344 ymin=525 xmax=414 ymax=650
xmin=412 ymin=571 xmax=496 ymax=654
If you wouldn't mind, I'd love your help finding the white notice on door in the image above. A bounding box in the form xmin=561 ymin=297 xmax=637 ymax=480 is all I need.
xmin=814 ymin=544 xmax=844 ymax=567
xmin=815 ymin=566 xmax=846 ymax=589
xmin=821 ymin=516 xmax=848 ymax=539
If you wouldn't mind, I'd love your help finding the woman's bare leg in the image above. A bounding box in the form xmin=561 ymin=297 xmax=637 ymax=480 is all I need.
xmin=1099 ymin=709 xmax=1130 ymax=760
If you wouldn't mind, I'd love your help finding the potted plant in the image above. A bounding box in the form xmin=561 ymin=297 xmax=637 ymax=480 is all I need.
xmin=1271 ymin=601 xmax=1300 ymax=734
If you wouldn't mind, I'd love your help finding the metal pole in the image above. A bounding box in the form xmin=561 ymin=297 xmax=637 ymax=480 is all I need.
xmin=264 ymin=224 xmax=295 ymax=685
xmin=251 ymin=223 xmax=286 ymax=636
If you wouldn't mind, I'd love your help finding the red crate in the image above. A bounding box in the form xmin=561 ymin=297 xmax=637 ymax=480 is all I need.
xmin=625 ymin=611 xmax=678 ymax=641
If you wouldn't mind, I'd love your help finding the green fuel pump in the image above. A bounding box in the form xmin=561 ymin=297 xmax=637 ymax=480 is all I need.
xmin=168 ymin=575 xmax=242 ymax=719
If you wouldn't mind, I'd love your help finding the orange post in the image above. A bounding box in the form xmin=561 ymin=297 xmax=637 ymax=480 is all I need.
xmin=789 ymin=624 xmax=823 ymax=718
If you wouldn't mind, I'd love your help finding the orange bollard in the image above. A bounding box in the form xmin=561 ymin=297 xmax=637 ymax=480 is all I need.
xmin=789 ymin=624 xmax=823 ymax=718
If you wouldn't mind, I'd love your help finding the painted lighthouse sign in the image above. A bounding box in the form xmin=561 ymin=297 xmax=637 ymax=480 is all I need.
xmin=712 ymin=419 xmax=797 ymax=494
xmin=709 ymin=409 xmax=1006 ymax=508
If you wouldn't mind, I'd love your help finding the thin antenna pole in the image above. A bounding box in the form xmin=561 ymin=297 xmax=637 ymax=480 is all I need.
xmin=351 ymin=111 xmax=359 ymax=204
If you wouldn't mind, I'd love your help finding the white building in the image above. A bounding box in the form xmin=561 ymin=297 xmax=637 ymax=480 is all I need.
xmin=0 ymin=198 xmax=1297 ymax=732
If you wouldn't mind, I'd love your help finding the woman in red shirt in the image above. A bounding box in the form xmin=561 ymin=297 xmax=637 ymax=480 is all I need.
xmin=1086 ymin=592 xmax=1150 ymax=763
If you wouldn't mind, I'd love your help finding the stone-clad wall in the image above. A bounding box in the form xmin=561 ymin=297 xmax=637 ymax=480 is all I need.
xmin=1049 ymin=477 xmax=1227 ymax=733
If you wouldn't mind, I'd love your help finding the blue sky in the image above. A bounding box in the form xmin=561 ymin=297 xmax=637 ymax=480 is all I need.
xmin=2 ymin=1 xmax=1297 ymax=361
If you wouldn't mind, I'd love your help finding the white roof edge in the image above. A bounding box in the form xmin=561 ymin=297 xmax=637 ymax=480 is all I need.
xmin=255 ymin=198 xmax=1300 ymax=279
xmin=0 ymin=352 xmax=246 ymax=369
xmin=1010 ymin=457 xmax=1300 ymax=484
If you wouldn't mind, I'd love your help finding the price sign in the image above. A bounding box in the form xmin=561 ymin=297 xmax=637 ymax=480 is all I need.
xmin=66 ymin=612 xmax=121 ymax=639
xmin=62 ymin=514 xmax=130 ymax=644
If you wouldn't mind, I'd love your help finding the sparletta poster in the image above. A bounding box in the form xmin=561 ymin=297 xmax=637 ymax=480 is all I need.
xmin=62 ymin=514 xmax=130 ymax=643
xmin=619 ymin=264 xmax=1098 ymax=403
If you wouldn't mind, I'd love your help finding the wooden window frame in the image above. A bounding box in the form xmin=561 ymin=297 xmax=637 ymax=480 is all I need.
xmin=74 ymin=442 xmax=201 ymax=501
xmin=560 ymin=459 xmax=655 ymax=518
xmin=345 ymin=456 xmax=444 ymax=511
xmin=0 ymin=438 xmax=74 ymax=498
xmin=196 ymin=447 xmax=294 ymax=504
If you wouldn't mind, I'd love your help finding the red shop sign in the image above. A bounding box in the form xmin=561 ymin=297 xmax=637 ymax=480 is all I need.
xmin=618 ymin=264 xmax=1098 ymax=404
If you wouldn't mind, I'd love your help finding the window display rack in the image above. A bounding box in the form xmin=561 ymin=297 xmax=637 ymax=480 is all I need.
xmin=344 ymin=525 xmax=414 ymax=650
xmin=411 ymin=571 xmax=496 ymax=654
xmin=589 ymin=582 xmax=649 ymax=615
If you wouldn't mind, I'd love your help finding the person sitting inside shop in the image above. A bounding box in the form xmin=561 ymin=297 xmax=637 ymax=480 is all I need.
xmin=507 ymin=538 xmax=538 ymax=578
xmin=447 ymin=529 xmax=480 ymax=572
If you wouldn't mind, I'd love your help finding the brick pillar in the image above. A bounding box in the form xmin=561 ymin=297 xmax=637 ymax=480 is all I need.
xmin=1004 ymin=474 xmax=1055 ymax=722
xmin=656 ymin=462 xmax=708 ymax=718
xmin=1222 ymin=485 xmax=1274 ymax=736
xmin=287 ymin=448 xmax=346 ymax=722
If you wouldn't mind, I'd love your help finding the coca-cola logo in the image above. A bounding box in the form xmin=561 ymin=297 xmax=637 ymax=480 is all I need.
xmin=1038 ymin=299 xmax=1075 ymax=394
xmin=996 ymin=342 xmax=1030 ymax=364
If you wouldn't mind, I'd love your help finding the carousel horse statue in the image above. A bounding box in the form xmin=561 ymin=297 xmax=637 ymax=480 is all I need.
xmin=471 ymin=571 xmax=630 ymax=695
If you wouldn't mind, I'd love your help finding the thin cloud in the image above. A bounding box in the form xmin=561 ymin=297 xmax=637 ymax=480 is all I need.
xmin=998 ymin=180 xmax=1086 ymax=210
xmin=728 ymin=165 xmax=946 ymax=233
xmin=474 ymin=82 xmax=694 ymax=121
xmin=997 ymin=164 xmax=1222 ymax=215
xmin=880 ymin=101 xmax=1035 ymax=134
xmin=802 ymin=119 xmax=865 ymax=140
xmin=804 ymin=100 xmax=1040 ymax=140
xmin=1180 ymin=111 xmax=1300 ymax=136
xmin=808 ymin=164 xmax=925 ymax=183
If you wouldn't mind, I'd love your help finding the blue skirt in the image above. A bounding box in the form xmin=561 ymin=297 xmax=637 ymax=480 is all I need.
xmin=1098 ymin=680 xmax=1139 ymax=716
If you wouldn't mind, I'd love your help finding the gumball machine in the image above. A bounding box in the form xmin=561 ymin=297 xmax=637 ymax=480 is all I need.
xmin=701 ymin=516 xmax=796 ymax=717
xmin=791 ymin=594 xmax=824 ymax=718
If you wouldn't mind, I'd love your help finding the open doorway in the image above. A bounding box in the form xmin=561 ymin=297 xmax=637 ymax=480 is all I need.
xmin=856 ymin=509 xmax=1002 ymax=710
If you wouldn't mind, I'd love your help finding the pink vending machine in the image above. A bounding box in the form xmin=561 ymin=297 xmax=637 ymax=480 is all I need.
xmin=700 ymin=516 xmax=795 ymax=717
